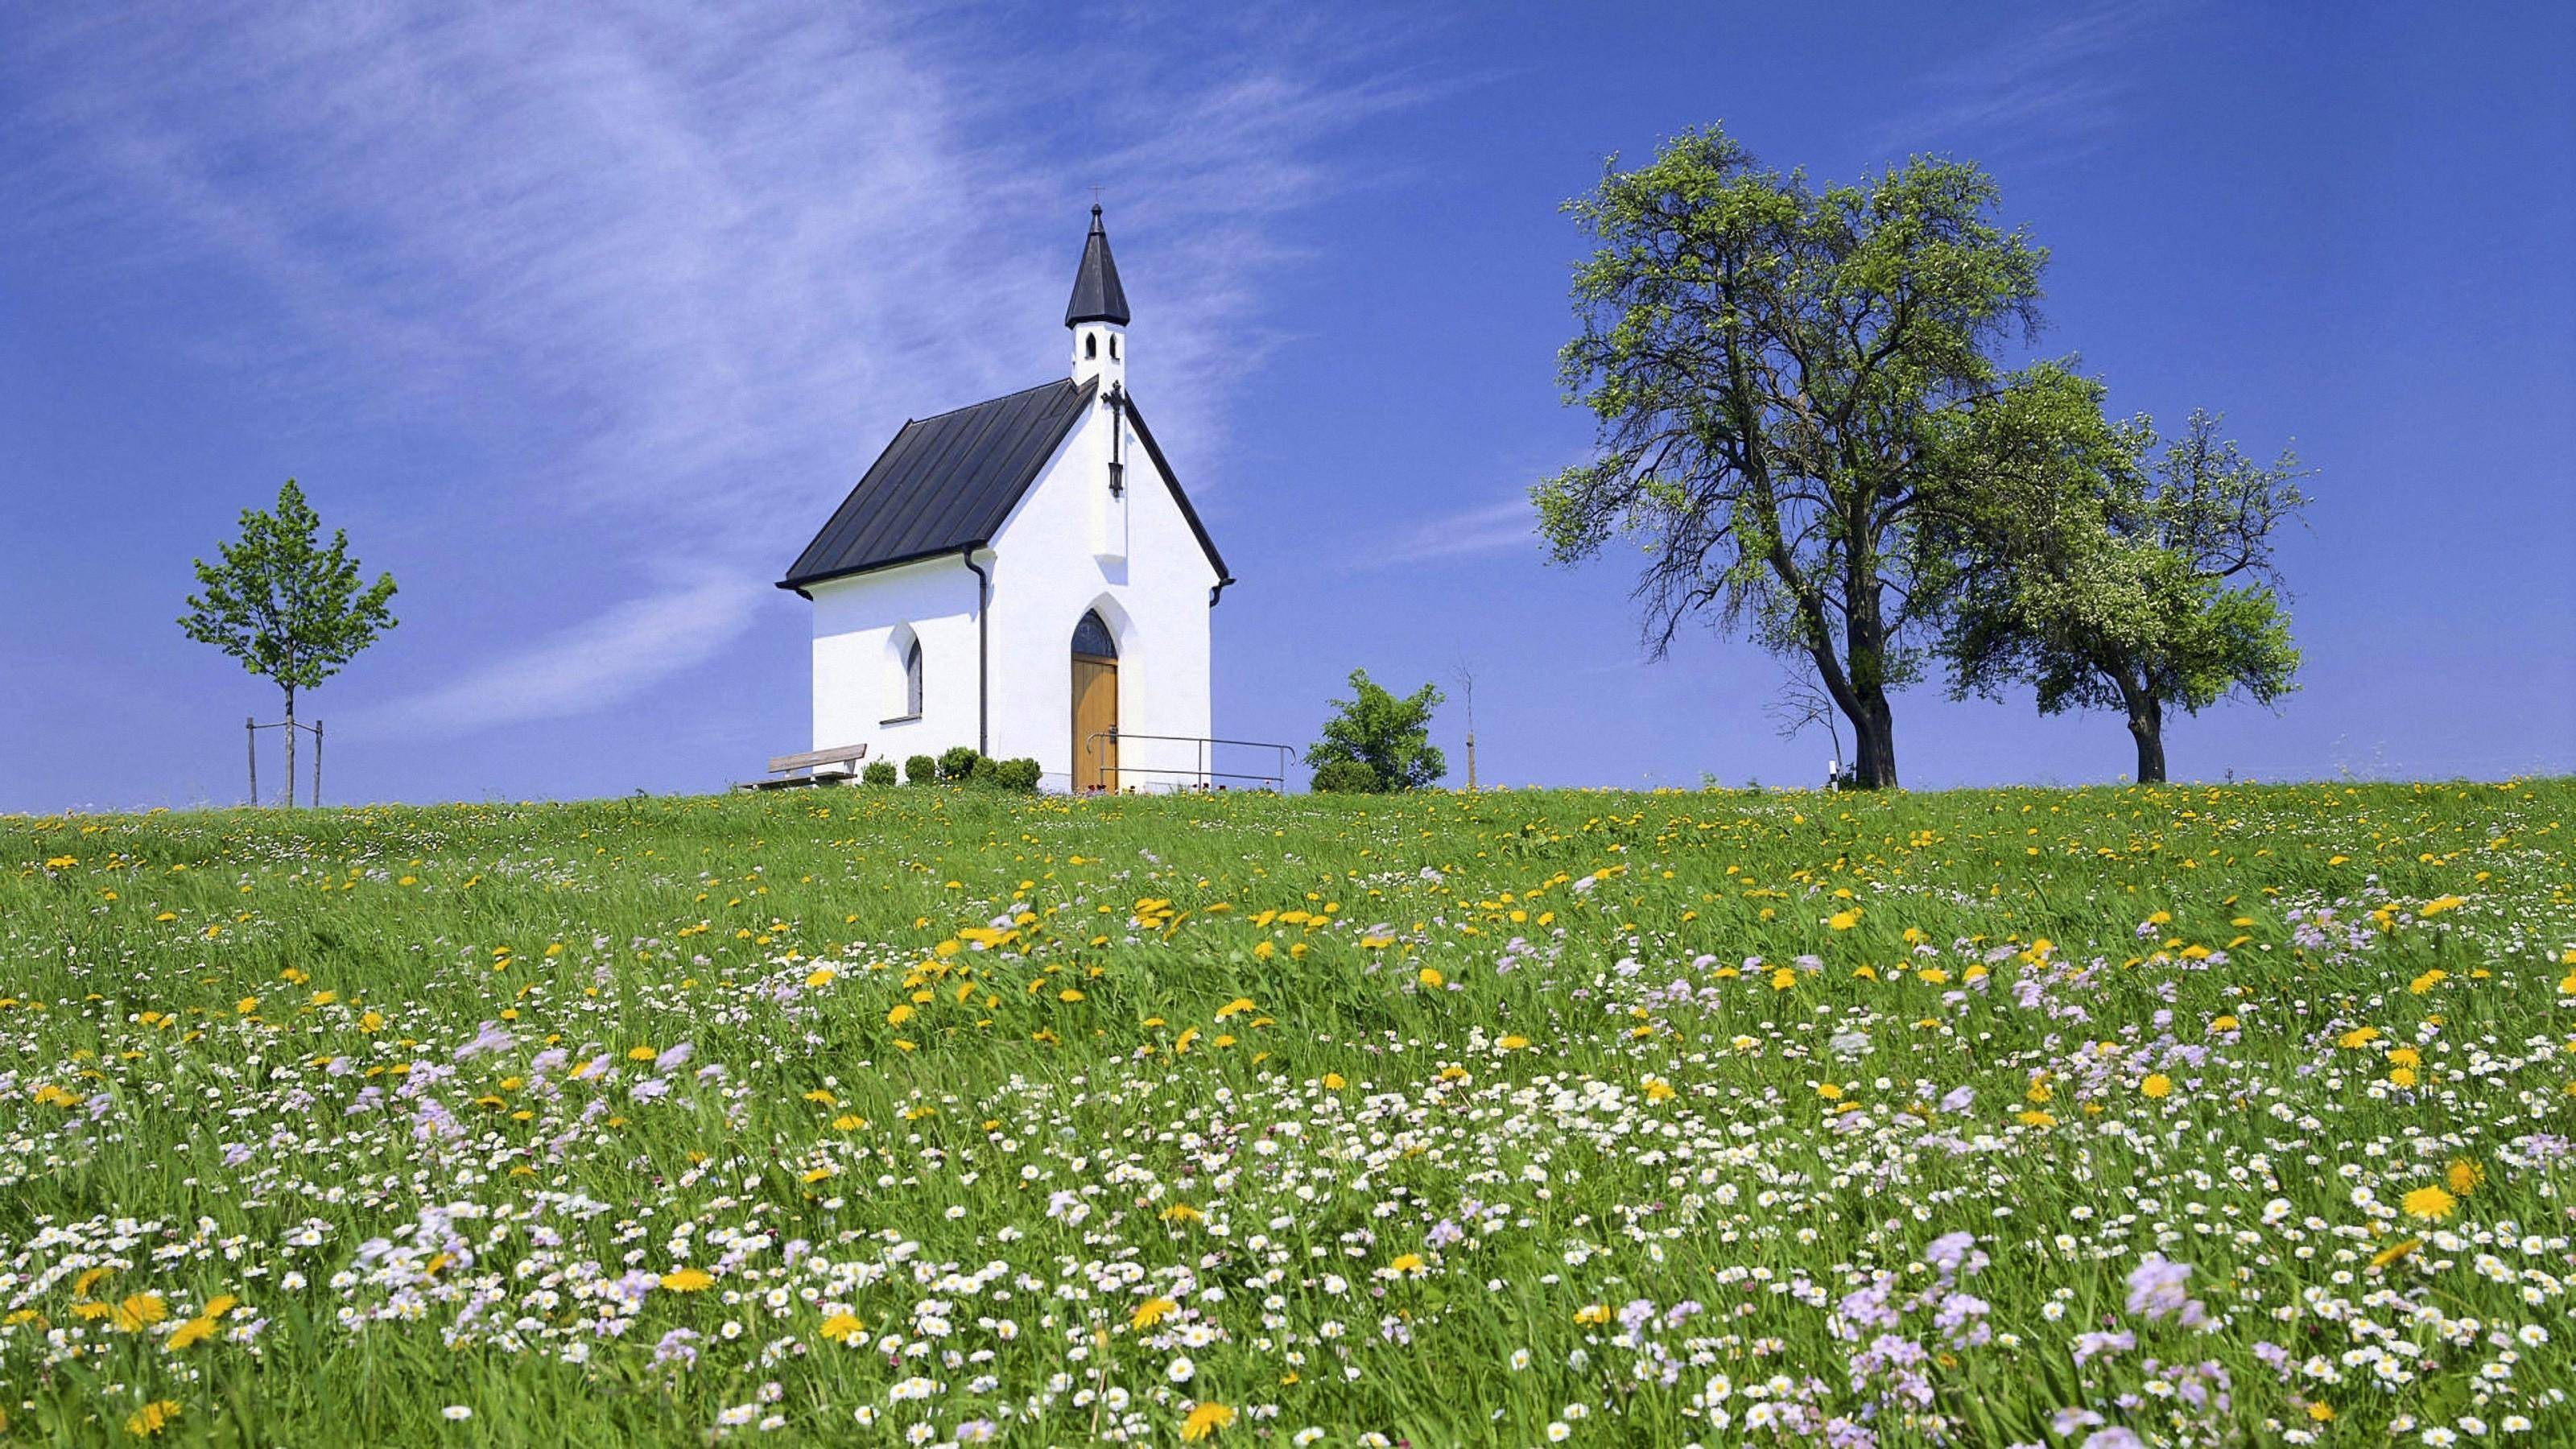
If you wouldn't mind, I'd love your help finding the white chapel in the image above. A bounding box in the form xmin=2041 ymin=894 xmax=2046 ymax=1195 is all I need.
xmin=778 ymin=207 xmax=1231 ymax=791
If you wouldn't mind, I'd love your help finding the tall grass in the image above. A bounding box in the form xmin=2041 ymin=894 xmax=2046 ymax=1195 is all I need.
xmin=2 ymin=780 xmax=2571 ymax=1446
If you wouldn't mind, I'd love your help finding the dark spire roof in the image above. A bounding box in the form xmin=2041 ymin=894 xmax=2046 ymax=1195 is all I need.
xmin=1063 ymin=204 xmax=1130 ymax=328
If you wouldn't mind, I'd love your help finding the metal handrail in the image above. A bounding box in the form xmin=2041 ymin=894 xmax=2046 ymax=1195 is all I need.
xmin=1080 ymin=730 xmax=1293 ymax=793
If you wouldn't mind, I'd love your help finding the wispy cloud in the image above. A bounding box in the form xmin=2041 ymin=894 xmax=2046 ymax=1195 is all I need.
xmin=2 ymin=2 xmax=1439 ymax=732
xmin=1362 ymin=496 xmax=1538 ymax=568
xmin=1874 ymin=2 xmax=2174 ymax=164
xmin=344 ymin=572 xmax=766 ymax=736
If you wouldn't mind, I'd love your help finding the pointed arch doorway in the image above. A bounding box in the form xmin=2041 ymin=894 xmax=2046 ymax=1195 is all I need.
xmin=1071 ymin=609 xmax=1119 ymax=792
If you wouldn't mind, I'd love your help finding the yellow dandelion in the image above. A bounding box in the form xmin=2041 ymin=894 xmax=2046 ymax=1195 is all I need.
xmin=2401 ymin=1185 xmax=2457 ymax=1222
xmin=2446 ymin=1158 xmax=2484 ymax=1196
xmin=2140 ymin=1074 xmax=2173 ymax=1099
xmin=1417 ymin=967 xmax=1444 ymax=989
xmin=112 ymin=1294 xmax=169 ymax=1332
xmin=658 ymin=1269 xmax=714 ymax=1292
xmin=1180 ymin=1402 xmax=1237 ymax=1441
xmin=126 ymin=1400 xmax=183 ymax=1437
xmin=165 ymin=1315 xmax=221 ymax=1351
xmin=1130 ymin=1296 xmax=1178 ymax=1331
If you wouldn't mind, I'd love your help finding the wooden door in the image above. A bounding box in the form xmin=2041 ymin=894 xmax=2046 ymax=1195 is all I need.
xmin=1072 ymin=654 xmax=1118 ymax=791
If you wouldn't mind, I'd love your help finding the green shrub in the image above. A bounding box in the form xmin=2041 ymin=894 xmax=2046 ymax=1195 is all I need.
xmin=1305 ymin=668 xmax=1446 ymax=791
xmin=1309 ymin=759 xmax=1381 ymax=794
xmin=939 ymin=745 xmax=984 ymax=782
xmin=862 ymin=759 xmax=898 ymax=786
xmin=905 ymin=754 xmax=938 ymax=785
xmin=960 ymin=756 xmax=1042 ymax=791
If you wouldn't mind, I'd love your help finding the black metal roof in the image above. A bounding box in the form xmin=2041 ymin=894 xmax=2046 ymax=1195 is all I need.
xmin=1063 ymin=204 xmax=1130 ymax=327
xmin=778 ymin=377 xmax=1096 ymax=591
xmin=777 ymin=379 xmax=1232 ymax=592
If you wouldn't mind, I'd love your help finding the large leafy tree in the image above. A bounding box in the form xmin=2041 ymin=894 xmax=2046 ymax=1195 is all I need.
xmin=180 ymin=479 xmax=399 ymax=806
xmin=1534 ymin=126 xmax=2046 ymax=788
xmin=1934 ymin=373 xmax=2307 ymax=782
xmin=1307 ymin=669 xmax=1447 ymax=792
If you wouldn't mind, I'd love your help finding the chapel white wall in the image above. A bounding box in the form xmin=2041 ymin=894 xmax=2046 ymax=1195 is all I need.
xmin=807 ymin=555 xmax=981 ymax=774
xmin=983 ymin=398 xmax=1216 ymax=792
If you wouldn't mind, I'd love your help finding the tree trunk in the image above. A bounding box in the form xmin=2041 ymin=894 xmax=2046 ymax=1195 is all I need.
xmin=2128 ymin=692 xmax=2166 ymax=784
xmin=283 ymin=691 xmax=297 ymax=809
xmin=1840 ymin=559 xmax=1901 ymax=791
xmin=1851 ymin=691 xmax=1898 ymax=790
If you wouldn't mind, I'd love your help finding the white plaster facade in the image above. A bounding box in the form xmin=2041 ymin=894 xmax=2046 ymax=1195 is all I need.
xmin=796 ymin=221 xmax=1224 ymax=792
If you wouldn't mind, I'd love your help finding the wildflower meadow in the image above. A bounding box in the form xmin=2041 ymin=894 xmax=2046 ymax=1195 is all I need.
xmin=5 ymin=780 xmax=2574 ymax=1447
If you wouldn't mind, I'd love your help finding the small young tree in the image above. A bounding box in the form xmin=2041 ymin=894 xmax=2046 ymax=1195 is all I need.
xmin=179 ymin=480 xmax=398 ymax=807
xmin=1307 ymin=669 xmax=1447 ymax=792
xmin=1935 ymin=377 xmax=2307 ymax=782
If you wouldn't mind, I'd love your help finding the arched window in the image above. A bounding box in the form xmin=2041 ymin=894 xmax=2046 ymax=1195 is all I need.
xmin=1108 ymin=335 xmax=1120 ymax=361
xmin=903 ymin=637 xmax=923 ymax=716
xmin=1084 ymin=333 xmax=1098 ymax=359
xmin=1071 ymin=609 xmax=1117 ymax=658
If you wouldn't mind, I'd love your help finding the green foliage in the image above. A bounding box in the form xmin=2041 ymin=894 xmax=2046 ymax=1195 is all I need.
xmin=1532 ymin=125 xmax=2049 ymax=787
xmin=1306 ymin=670 xmax=1445 ymax=791
xmin=1930 ymin=377 xmax=2308 ymax=778
xmin=178 ymin=478 xmax=399 ymax=716
xmin=939 ymin=746 xmax=984 ymax=782
xmin=991 ymin=758 xmax=1042 ymax=792
xmin=905 ymin=754 xmax=939 ymax=785
xmin=1307 ymin=759 xmax=1381 ymax=795
xmin=861 ymin=760 xmax=898 ymax=787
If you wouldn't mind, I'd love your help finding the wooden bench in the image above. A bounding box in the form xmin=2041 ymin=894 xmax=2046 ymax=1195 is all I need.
xmin=737 ymin=744 xmax=867 ymax=791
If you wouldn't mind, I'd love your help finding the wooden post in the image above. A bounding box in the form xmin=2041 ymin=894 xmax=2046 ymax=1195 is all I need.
xmin=312 ymin=719 xmax=323 ymax=808
xmin=246 ymin=716 xmax=258 ymax=807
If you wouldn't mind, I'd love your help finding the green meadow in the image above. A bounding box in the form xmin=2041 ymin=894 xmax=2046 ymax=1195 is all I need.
xmin=4 ymin=780 xmax=2573 ymax=1447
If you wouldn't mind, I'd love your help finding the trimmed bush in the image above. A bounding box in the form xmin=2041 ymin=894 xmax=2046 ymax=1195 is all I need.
xmin=994 ymin=758 xmax=1042 ymax=791
xmin=861 ymin=759 xmax=898 ymax=786
xmin=905 ymin=753 xmax=939 ymax=785
xmin=1309 ymin=759 xmax=1381 ymax=794
xmin=939 ymin=745 xmax=984 ymax=782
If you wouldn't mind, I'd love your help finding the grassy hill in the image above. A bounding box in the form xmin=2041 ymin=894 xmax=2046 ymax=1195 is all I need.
xmin=4 ymin=781 xmax=2573 ymax=1446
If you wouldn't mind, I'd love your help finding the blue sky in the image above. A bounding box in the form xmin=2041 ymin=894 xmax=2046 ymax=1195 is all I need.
xmin=4 ymin=2 xmax=2570 ymax=811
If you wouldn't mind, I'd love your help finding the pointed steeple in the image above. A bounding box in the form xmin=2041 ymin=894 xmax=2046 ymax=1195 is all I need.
xmin=1064 ymin=204 xmax=1130 ymax=327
